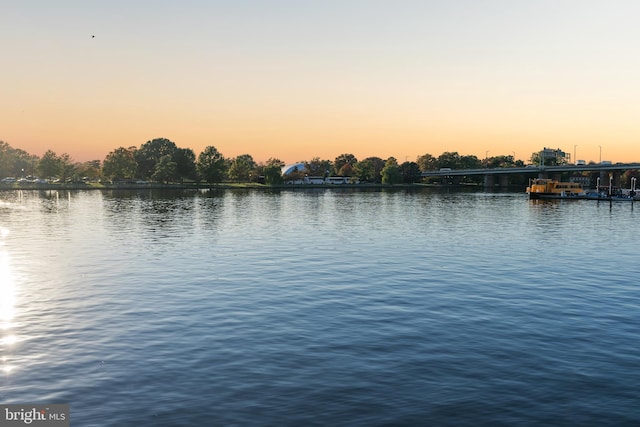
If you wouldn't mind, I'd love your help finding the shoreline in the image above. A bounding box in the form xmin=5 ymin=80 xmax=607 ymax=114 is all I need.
xmin=0 ymin=182 xmax=490 ymax=191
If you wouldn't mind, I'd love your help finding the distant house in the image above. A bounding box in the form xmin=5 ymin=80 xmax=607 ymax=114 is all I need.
xmin=570 ymin=175 xmax=590 ymax=187
xmin=540 ymin=147 xmax=569 ymax=165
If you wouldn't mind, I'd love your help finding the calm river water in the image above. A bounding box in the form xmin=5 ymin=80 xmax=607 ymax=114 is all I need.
xmin=1 ymin=188 xmax=639 ymax=426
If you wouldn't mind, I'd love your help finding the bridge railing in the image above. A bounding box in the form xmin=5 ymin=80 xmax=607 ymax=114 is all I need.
xmin=421 ymin=163 xmax=640 ymax=177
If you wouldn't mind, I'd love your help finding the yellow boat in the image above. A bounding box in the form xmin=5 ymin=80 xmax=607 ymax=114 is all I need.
xmin=526 ymin=178 xmax=585 ymax=199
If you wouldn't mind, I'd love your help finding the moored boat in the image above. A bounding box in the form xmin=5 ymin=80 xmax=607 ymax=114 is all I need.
xmin=584 ymin=190 xmax=635 ymax=202
xmin=526 ymin=178 xmax=585 ymax=199
xmin=527 ymin=178 xmax=638 ymax=201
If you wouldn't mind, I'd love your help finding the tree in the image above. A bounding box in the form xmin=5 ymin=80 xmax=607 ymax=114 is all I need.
xmin=151 ymin=155 xmax=177 ymax=183
xmin=59 ymin=153 xmax=76 ymax=183
xmin=228 ymin=154 xmax=257 ymax=182
xmin=621 ymin=170 xmax=640 ymax=189
xmin=197 ymin=146 xmax=227 ymax=184
xmin=416 ymin=153 xmax=437 ymax=172
xmin=362 ymin=157 xmax=385 ymax=183
xmin=77 ymin=160 xmax=102 ymax=181
xmin=459 ymin=155 xmax=482 ymax=169
xmin=399 ymin=161 xmax=422 ymax=183
xmin=253 ymin=158 xmax=285 ymax=184
xmin=103 ymin=147 xmax=138 ymax=180
xmin=263 ymin=164 xmax=284 ymax=185
xmin=353 ymin=159 xmax=375 ymax=182
xmin=337 ymin=163 xmax=354 ymax=177
xmin=0 ymin=142 xmax=39 ymax=177
xmin=458 ymin=154 xmax=483 ymax=184
xmin=305 ymin=157 xmax=332 ymax=177
xmin=174 ymin=147 xmax=197 ymax=182
xmin=483 ymin=155 xmax=515 ymax=168
xmin=135 ymin=138 xmax=178 ymax=179
xmin=381 ymin=157 xmax=401 ymax=185
xmin=265 ymin=158 xmax=285 ymax=168
xmin=13 ymin=150 xmax=39 ymax=177
xmin=0 ymin=141 xmax=16 ymax=177
xmin=437 ymin=152 xmax=461 ymax=169
xmin=38 ymin=150 xmax=61 ymax=179
xmin=333 ymin=153 xmax=357 ymax=175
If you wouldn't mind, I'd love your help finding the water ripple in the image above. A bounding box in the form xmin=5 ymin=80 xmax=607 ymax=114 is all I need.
xmin=0 ymin=190 xmax=639 ymax=426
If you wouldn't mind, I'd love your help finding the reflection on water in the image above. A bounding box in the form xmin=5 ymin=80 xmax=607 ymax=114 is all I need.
xmin=0 ymin=226 xmax=16 ymax=375
xmin=0 ymin=189 xmax=639 ymax=425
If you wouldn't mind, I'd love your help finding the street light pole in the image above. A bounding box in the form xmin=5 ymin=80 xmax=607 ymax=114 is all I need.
xmin=574 ymin=145 xmax=577 ymax=163
xmin=599 ymin=145 xmax=602 ymax=163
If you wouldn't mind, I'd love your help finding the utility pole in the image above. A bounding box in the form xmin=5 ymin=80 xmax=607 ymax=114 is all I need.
xmin=599 ymin=145 xmax=602 ymax=163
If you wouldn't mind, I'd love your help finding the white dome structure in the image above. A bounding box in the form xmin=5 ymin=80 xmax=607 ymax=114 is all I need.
xmin=281 ymin=162 xmax=306 ymax=175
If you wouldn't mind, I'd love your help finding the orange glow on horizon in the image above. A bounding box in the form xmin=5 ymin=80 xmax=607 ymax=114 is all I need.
xmin=4 ymin=128 xmax=640 ymax=167
xmin=2 ymin=2 xmax=639 ymax=166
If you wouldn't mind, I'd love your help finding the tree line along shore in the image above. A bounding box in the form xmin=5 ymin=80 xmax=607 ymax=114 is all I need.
xmin=0 ymin=138 xmax=553 ymax=187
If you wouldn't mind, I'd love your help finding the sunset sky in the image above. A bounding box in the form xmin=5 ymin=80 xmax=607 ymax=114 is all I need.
xmin=2 ymin=1 xmax=639 ymax=164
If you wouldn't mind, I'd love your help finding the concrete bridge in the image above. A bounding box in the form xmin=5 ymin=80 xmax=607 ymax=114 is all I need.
xmin=421 ymin=163 xmax=640 ymax=188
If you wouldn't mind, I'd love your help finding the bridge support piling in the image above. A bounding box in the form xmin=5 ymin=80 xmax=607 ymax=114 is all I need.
xmin=484 ymin=174 xmax=495 ymax=189
xmin=613 ymin=171 xmax=621 ymax=187
xmin=599 ymin=171 xmax=609 ymax=190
